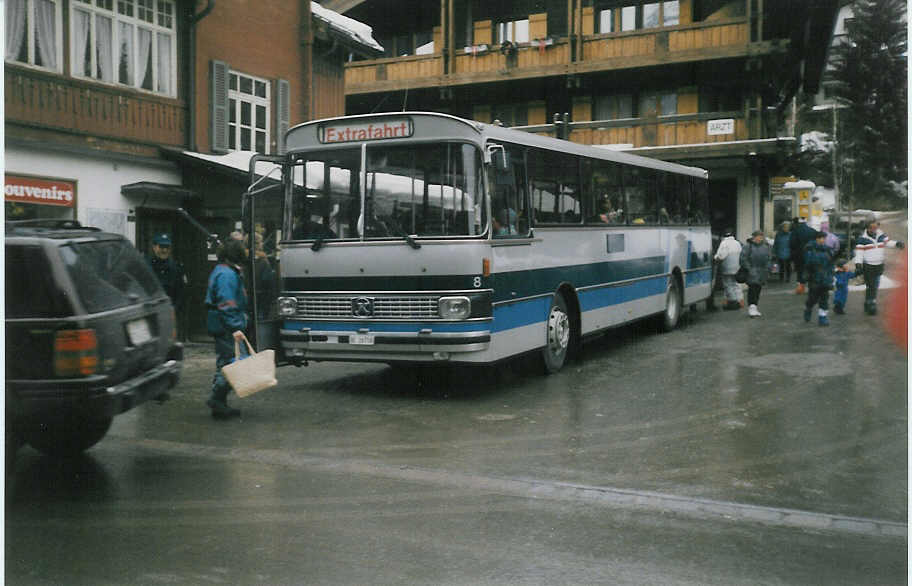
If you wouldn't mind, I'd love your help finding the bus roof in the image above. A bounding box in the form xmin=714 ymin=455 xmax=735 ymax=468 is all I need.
xmin=286 ymin=111 xmax=708 ymax=179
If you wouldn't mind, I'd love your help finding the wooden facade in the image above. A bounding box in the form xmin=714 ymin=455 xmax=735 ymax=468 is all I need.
xmin=5 ymin=64 xmax=187 ymax=156
xmin=341 ymin=0 xmax=836 ymax=155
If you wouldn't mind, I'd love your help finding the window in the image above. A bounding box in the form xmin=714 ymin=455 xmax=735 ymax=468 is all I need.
xmin=490 ymin=144 xmax=529 ymax=237
xmin=229 ymin=71 xmax=271 ymax=153
xmin=663 ymin=1 xmax=680 ymax=26
xmin=659 ymin=92 xmax=677 ymax=116
xmin=594 ymin=94 xmax=634 ymax=120
xmin=587 ymin=160 xmax=626 ymax=225
xmin=492 ymin=104 xmax=528 ymax=127
xmin=624 ymin=167 xmax=659 ymax=225
xmin=497 ymin=19 xmax=530 ymax=44
xmin=529 ymin=149 xmax=581 ymax=225
xmin=70 ymin=0 xmax=176 ymax=96
xmin=598 ymin=9 xmax=614 ymax=33
xmin=643 ymin=3 xmax=660 ymax=28
xmin=620 ymin=6 xmax=637 ymax=31
xmin=5 ymin=0 xmax=62 ymax=71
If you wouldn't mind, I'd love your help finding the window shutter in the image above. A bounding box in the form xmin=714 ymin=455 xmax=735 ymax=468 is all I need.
xmin=276 ymin=78 xmax=290 ymax=154
xmin=210 ymin=60 xmax=229 ymax=152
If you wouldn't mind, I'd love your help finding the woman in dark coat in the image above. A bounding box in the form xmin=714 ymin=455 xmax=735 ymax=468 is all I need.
xmin=740 ymin=230 xmax=771 ymax=318
xmin=773 ymin=221 xmax=792 ymax=282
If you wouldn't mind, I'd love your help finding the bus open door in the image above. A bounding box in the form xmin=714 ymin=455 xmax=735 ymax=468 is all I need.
xmin=243 ymin=153 xmax=291 ymax=364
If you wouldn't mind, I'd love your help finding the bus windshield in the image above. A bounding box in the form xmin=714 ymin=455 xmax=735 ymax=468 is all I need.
xmin=289 ymin=142 xmax=487 ymax=241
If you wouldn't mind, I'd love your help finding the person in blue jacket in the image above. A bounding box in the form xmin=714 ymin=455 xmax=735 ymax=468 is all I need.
xmin=204 ymin=238 xmax=249 ymax=419
xmin=803 ymin=231 xmax=835 ymax=326
xmin=832 ymin=258 xmax=856 ymax=315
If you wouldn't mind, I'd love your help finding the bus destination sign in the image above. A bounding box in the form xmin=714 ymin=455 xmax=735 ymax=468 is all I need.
xmin=319 ymin=118 xmax=413 ymax=144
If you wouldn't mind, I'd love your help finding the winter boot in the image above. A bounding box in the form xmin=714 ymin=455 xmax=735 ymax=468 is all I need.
xmin=818 ymin=310 xmax=829 ymax=327
xmin=864 ymin=301 xmax=878 ymax=315
xmin=207 ymin=392 xmax=241 ymax=420
xmin=803 ymin=308 xmax=812 ymax=323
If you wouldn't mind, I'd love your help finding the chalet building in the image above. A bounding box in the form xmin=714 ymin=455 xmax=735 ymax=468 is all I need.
xmin=330 ymin=0 xmax=839 ymax=240
xmin=5 ymin=0 xmax=380 ymax=339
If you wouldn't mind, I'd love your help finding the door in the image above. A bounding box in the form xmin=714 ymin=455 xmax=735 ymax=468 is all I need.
xmin=245 ymin=155 xmax=286 ymax=355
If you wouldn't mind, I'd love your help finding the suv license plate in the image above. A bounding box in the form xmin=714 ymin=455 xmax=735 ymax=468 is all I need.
xmin=127 ymin=318 xmax=152 ymax=345
xmin=350 ymin=334 xmax=374 ymax=345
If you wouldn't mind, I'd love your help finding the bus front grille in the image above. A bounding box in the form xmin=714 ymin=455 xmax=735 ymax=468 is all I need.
xmin=295 ymin=296 xmax=440 ymax=319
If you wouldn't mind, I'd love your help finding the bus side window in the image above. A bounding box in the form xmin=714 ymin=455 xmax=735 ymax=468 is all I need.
xmin=624 ymin=167 xmax=659 ymax=225
xmin=589 ymin=160 xmax=625 ymax=225
xmin=491 ymin=144 xmax=528 ymax=238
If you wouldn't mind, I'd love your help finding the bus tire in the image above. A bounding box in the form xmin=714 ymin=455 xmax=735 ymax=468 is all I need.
xmin=542 ymin=292 xmax=571 ymax=374
xmin=659 ymin=277 xmax=682 ymax=332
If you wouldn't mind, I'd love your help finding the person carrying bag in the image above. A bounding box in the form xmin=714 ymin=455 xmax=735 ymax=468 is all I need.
xmin=221 ymin=333 xmax=277 ymax=397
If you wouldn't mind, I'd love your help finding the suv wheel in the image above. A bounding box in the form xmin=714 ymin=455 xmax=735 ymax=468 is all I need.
xmin=22 ymin=416 xmax=114 ymax=457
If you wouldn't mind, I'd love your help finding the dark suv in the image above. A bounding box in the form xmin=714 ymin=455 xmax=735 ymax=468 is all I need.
xmin=5 ymin=221 xmax=182 ymax=458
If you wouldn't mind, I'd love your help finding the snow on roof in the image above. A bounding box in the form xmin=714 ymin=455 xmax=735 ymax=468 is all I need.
xmin=783 ymin=180 xmax=816 ymax=190
xmin=311 ymin=1 xmax=383 ymax=54
xmin=181 ymin=150 xmax=276 ymax=176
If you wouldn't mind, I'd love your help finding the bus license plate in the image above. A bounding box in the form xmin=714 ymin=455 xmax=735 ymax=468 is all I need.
xmin=127 ymin=318 xmax=152 ymax=345
xmin=350 ymin=334 xmax=374 ymax=345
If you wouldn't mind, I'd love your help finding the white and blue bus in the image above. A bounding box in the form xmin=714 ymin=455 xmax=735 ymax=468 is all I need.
xmin=246 ymin=112 xmax=711 ymax=373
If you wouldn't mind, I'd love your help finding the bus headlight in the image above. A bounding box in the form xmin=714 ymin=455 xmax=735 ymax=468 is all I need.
xmin=277 ymin=297 xmax=298 ymax=316
xmin=438 ymin=296 xmax=470 ymax=320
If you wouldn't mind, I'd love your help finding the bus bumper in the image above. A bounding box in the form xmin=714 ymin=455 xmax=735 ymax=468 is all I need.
xmin=280 ymin=321 xmax=491 ymax=363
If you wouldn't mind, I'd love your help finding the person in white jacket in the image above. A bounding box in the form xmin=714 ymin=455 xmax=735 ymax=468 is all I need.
xmin=714 ymin=229 xmax=743 ymax=310
xmin=853 ymin=218 xmax=904 ymax=315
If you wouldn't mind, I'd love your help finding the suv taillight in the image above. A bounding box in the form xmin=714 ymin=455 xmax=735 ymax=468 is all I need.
xmin=54 ymin=329 xmax=99 ymax=377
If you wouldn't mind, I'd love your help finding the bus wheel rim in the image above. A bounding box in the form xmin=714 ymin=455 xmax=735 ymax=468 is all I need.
xmin=548 ymin=306 xmax=570 ymax=353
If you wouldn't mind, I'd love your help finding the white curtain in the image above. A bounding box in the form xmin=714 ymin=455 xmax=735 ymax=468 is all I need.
xmin=5 ymin=0 xmax=27 ymax=62
xmin=157 ymin=32 xmax=171 ymax=95
xmin=72 ymin=9 xmax=91 ymax=76
xmin=34 ymin=0 xmax=57 ymax=69
xmin=119 ymin=22 xmax=133 ymax=85
xmin=137 ymin=28 xmax=152 ymax=89
xmin=95 ymin=14 xmax=113 ymax=81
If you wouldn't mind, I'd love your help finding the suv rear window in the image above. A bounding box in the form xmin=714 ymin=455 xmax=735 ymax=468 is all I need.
xmin=6 ymin=245 xmax=72 ymax=318
xmin=59 ymin=239 xmax=164 ymax=313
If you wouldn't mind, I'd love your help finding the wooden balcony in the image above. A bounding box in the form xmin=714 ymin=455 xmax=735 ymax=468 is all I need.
xmin=5 ymin=65 xmax=187 ymax=148
xmin=522 ymin=113 xmax=749 ymax=149
xmin=345 ymin=18 xmax=763 ymax=95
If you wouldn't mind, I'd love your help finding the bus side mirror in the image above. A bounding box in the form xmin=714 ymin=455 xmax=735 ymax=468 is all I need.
xmin=486 ymin=144 xmax=509 ymax=171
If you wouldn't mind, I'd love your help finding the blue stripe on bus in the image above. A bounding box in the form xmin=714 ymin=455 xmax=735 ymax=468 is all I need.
xmin=578 ymin=276 xmax=667 ymax=312
xmin=684 ymin=267 xmax=713 ymax=287
xmin=283 ymin=321 xmax=489 ymax=333
xmin=492 ymin=297 xmax=552 ymax=332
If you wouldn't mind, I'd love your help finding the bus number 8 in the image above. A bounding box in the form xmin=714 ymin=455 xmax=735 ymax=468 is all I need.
xmin=473 ymin=276 xmax=482 ymax=288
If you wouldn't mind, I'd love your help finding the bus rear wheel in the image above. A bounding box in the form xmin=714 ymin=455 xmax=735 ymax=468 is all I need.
xmin=659 ymin=277 xmax=682 ymax=332
xmin=542 ymin=292 xmax=571 ymax=374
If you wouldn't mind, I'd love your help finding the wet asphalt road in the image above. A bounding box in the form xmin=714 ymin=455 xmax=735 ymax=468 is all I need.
xmin=6 ymin=227 xmax=907 ymax=585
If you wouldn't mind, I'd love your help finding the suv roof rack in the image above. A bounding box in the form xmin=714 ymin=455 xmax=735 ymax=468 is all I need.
xmin=6 ymin=219 xmax=101 ymax=232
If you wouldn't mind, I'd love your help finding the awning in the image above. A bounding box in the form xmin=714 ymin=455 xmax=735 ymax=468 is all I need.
xmin=121 ymin=181 xmax=197 ymax=200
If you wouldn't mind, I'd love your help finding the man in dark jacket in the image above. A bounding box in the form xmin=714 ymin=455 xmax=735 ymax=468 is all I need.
xmin=803 ymin=231 xmax=835 ymax=326
xmin=789 ymin=218 xmax=817 ymax=294
xmin=148 ymin=232 xmax=186 ymax=307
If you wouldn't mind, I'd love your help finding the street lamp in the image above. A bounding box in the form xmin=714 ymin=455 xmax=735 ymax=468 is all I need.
xmin=812 ymin=102 xmax=849 ymax=243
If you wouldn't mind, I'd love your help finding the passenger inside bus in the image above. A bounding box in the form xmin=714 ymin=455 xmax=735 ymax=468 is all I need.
xmin=493 ymin=208 xmax=518 ymax=236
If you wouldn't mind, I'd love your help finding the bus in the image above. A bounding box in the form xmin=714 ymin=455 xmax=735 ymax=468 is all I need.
xmin=244 ymin=112 xmax=712 ymax=373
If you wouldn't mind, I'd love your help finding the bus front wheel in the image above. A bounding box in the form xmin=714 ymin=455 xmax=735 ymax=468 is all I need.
xmin=542 ymin=293 xmax=571 ymax=374
xmin=659 ymin=277 xmax=682 ymax=332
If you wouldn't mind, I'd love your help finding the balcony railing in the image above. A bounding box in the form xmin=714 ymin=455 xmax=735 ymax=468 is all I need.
xmin=5 ymin=65 xmax=186 ymax=147
xmin=345 ymin=18 xmax=753 ymax=94
xmin=519 ymin=113 xmax=749 ymax=149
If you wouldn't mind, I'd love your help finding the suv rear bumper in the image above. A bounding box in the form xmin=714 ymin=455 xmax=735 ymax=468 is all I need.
xmin=7 ymin=345 xmax=183 ymax=421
